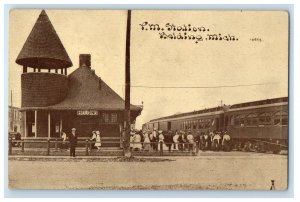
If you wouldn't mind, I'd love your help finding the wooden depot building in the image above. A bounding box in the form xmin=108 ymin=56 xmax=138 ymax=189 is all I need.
xmin=16 ymin=10 xmax=142 ymax=146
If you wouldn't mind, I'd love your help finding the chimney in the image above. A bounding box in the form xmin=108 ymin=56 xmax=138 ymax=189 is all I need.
xmin=79 ymin=54 xmax=91 ymax=68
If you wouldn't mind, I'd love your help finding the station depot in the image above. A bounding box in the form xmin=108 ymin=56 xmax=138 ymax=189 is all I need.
xmin=16 ymin=10 xmax=142 ymax=146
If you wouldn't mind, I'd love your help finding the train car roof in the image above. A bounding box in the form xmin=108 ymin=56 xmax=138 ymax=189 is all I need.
xmin=150 ymin=106 xmax=224 ymax=122
xmin=229 ymin=97 xmax=288 ymax=109
xmin=147 ymin=96 xmax=288 ymax=123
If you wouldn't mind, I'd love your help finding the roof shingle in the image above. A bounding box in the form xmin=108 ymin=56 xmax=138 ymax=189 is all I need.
xmin=16 ymin=10 xmax=72 ymax=69
xmin=48 ymin=66 xmax=142 ymax=111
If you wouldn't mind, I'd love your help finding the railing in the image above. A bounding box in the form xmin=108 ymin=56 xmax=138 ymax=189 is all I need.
xmin=8 ymin=137 xmax=199 ymax=156
xmin=130 ymin=141 xmax=199 ymax=156
xmin=8 ymin=137 xmax=287 ymax=156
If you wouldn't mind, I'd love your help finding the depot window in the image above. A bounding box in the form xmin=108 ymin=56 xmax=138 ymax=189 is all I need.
xmin=111 ymin=113 xmax=118 ymax=123
xmin=102 ymin=113 xmax=110 ymax=123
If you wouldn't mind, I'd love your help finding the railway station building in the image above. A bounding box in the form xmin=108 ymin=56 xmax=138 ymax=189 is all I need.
xmin=16 ymin=10 xmax=142 ymax=145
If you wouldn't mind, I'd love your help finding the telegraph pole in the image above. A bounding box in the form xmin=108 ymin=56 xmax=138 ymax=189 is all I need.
xmin=11 ymin=90 xmax=13 ymax=107
xmin=124 ymin=10 xmax=132 ymax=157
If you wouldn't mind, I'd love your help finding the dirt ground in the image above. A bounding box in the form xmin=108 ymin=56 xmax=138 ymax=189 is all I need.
xmin=8 ymin=152 xmax=288 ymax=190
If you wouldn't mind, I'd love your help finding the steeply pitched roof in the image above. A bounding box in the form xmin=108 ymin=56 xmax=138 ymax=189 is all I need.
xmin=16 ymin=10 xmax=72 ymax=69
xmin=48 ymin=66 xmax=142 ymax=111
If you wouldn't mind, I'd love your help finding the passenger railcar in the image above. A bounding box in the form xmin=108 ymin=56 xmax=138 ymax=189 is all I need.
xmin=143 ymin=97 xmax=288 ymax=152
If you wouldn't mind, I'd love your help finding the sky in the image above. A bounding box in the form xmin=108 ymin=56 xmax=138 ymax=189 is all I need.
xmin=9 ymin=10 xmax=288 ymax=129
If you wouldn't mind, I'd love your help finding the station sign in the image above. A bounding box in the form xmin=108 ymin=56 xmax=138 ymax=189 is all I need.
xmin=77 ymin=110 xmax=98 ymax=116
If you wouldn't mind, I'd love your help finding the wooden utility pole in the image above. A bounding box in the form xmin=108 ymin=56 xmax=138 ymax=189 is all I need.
xmin=124 ymin=10 xmax=132 ymax=157
xmin=11 ymin=90 xmax=13 ymax=107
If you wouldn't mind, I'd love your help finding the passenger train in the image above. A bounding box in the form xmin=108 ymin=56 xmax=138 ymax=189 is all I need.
xmin=142 ymin=97 xmax=288 ymax=153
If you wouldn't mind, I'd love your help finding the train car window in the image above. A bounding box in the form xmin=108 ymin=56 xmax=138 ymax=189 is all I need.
xmin=238 ymin=115 xmax=245 ymax=127
xmin=240 ymin=116 xmax=245 ymax=125
xmin=274 ymin=118 xmax=280 ymax=125
xmin=234 ymin=115 xmax=240 ymax=125
xmin=282 ymin=117 xmax=288 ymax=125
xmin=199 ymin=123 xmax=202 ymax=129
xmin=274 ymin=111 xmax=281 ymax=125
xmin=246 ymin=114 xmax=258 ymax=125
xmin=230 ymin=116 xmax=234 ymax=125
xmin=259 ymin=112 xmax=272 ymax=125
xmin=210 ymin=119 xmax=214 ymax=128
xmin=206 ymin=121 xmax=211 ymax=128
xmin=274 ymin=111 xmax=288 ymax=125
xmin=193 ymin=121 xmax=197 ymax=129
xmin=233 ymin=115 xmax=245 ymax=126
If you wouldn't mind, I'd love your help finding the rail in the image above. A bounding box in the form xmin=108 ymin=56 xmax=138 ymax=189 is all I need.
xmin=250 ymin=139 xmax=288 ymax=148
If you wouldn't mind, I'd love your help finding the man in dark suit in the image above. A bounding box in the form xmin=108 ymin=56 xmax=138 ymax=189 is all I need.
xmin=165 ymin=131 xmax=173 ymax=152
xmin=69 ymin=128 xmax=78 ymax=157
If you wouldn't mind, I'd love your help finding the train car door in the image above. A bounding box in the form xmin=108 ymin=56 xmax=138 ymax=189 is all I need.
xmin=215 ymin=118 xmax=219 ymax=131
xmin=167 ymin=122 xmax=171 ymax=130
xmin=224 ymin=116 xmax=229 ymax=130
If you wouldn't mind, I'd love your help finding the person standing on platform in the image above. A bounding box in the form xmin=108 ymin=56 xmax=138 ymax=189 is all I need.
xmin=69 ymin=128 xmax=78 ymax=157
xmin=213 ymin=132 xmax=222 ymax=151
xmin=199 ymin=132 xmax=205 ymax=150
xmin=209 ymin=131 xmax=214 ymax=150
xmin=14 ymin=132 xmax=22 ymax=147
xmin=149 ymin=130 xmax=154 ymax=150
xmin=153 ymin=128 xmax=158 ymax=151
xmin=90 ymin=131 xmax=97 ymax=149
xmin=129 ymin=132 xmax=134 ymax=151
xmin=60 ymin=130 xmax=68 ymax=151
xmin=143 ymin=132 xmax=151 ymax=151
xmin=95 ymin=131 xmax=102 ymax=150
xmin=187 ymin=131 xmax=195 ymax=151
xmin=204 ymin=132 xmax=209 ymax=151
xmin=222 ymin=131 xmax=231 ymax=151
xmin=158 ymin=131 xmax=165 ymax=151
xmin=133 ymin=132 xmax=142 ymax=151
xmin=173 ymin=131 xmax=179 ymax=150
xmin=178 ymin=131 xmax=186 ymax=151
xmin=165 ymin=131 xmax=173 ymax=152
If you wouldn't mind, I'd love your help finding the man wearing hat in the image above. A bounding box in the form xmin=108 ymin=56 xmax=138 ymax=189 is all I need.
xmin=69 ymin=128 xmax=78 ymax=157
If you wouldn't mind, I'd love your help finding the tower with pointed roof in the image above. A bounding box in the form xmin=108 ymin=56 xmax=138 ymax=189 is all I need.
xmin=16 ymin=10 xmax=142 ymax=146
xmin=17 ymin=10 xmax=72 ymax=108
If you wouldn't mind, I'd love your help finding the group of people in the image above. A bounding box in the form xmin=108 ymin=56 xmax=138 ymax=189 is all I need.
xmin=129 ymin=129 xmax=197 ymax=152
xmin=198 ymin=130 xmax=231 ymax=151
xmin=131 ymin=129 xmax=232 ymax=152
xmin=59 ymin=127 xmax=231 ymax=157
xmin=90 ymin=130 xmax=102 ymax=150
xmin=129 ymin=129 xmax=167 ymax=151
xmin=60 ymin=129 xmax=103 ymax=157
xmin=11 ymin=132 xmax=22 ymax=147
